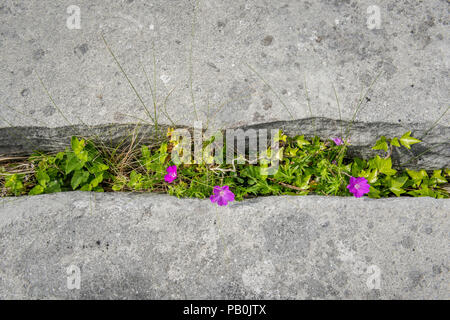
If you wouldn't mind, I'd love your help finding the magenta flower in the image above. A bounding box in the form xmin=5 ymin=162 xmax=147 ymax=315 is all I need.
xmin=164 ymin=165 xmax=177 ymax=183
xmin=332 ymin=137 xmax=344 ymax=146
xmin=210 ymin=186 xmax=235 ymax=206
xmin=347 ymin=177 xmax=370 ymax=198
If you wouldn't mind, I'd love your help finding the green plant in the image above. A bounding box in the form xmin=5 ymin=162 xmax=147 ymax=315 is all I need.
xmin=1 ymin=130 xmax=448 ymax=200
xmin=4 ymin=174 xmax=25 ymax=196
xmin=26 ymin=137 xmax=110 ymax=195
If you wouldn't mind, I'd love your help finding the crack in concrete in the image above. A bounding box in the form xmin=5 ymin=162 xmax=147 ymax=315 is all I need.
xmin=0 ymin=117 xmax=448 ymax=169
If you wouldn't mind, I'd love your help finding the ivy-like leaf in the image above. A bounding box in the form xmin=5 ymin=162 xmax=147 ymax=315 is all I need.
xmin=406 ymin=169 xmax=427 ymax=186
xmin=370 ymin=156 xmax=397 ymax=176
xmin=89 ymin=173 xmax=104 ymax=189
xmin=71 ymin=170 xmax=90 ymax=190
xmin=36 ymin=170 xmax=50 ymax=188
xmin=65 ymin=152 xmax=84 ymax=175
xmin=390 ymin=137 xmax=400 ymax=147
xmin=274 ymin=130 xmax=287 ymax=143
xmin=431 ymin=170 xmax=447 ymax=184
xmin=45 ymin=180 xmax=61 ymax=193
xmin=399 ymin=131 xmax=421 ymax=149
xmin=71 ymin=136 xmax=85 ymax=155
xmin=29 ymin=185 xmax=45 ymax=196
xmin=389 ymin=176 xmax=408 ymax=197
xmin=368 ymin=186 xmax=380 ymax=198
xmin=372 ymin=136 xmax=388 ymax=152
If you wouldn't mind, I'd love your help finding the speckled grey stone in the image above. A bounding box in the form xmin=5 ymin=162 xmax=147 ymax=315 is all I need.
xmin=0 ymin=0 xmax=448 ymax=130
xmin=0 ymin=192 xmax=448 ymax=299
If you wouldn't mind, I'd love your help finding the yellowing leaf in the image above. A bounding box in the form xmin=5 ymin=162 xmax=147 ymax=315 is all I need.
xmin=400 ymin=131 xmax=421 ymax=149
xmin=391 ymin=137 xmax=400 ymax=147
xmin=372 ymin=136 xmax=388 ymax=152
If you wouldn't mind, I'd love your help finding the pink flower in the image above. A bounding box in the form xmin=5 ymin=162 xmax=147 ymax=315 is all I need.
xmin=210 ymin=186 xmax=235 ymax=206
xmin=332 ymin=137 xmax=344 ymax=146
xmin=347 ymin=177 xmax=370 ymax=198
xmin=164 ymin=165 xmax=177 ymax=183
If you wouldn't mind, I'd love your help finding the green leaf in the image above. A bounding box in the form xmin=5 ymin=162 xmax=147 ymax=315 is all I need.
xmin=390 ymin=137 xmax=400 ymax=147
xmin=408 ymin=186 xmax=436 ymax=198
xmin=5 ymin=174 xmax=24 ymax=196
xmin=71 ymin=136 xmax=85 ymax=154
xmin=431 ymin=170 xmax=447 ymax=184
xmin=159 ymin=143 xmax=168 ymax=163
xmin=368 ymin=186 xmax=380 ymax=198
xmin=351 ymin=158 xmax=366 ymax=176
xmin=36 ymin=170 xmax=50 ymax=187
xmin=389 ymin=176 xmax=408 ymax=197
xmin=159 ymin=142 xmax=168 ymax=154
xmin=285 ymin=145 xmax=298 ymax=157
xmin=406 ymin=169 xmax=427 ymax=186
xmin=76 ymin=150 xmax=89 ymax=163
xmin=29 ymin=185 xmax=45 ymax=195
xmin=390 ymin=186 xmax=405 ymax=197
xmin=71 ymin=170 xmax=90 ymax=190
xmin=80 ymin=184 xmax=92 ymax=191
xmin=274 ymin=130 xmax=287 ymax=142
xmin=371 ymin=156 xmax=397 ymax=176
xmin=89 ymin=162 xmax=109 ymax=174
xmin=372 ymin=136 xmax=388 ymax=152
xmin=65 ymin=152 xmax=84 ymax=175
xmin=295 ymin=135 xmax=310 ymax=148
xmin=89 ymin=173 xmax=104 ymax=189
xmin=128 ymin=170 xmax=143 ymax=189
xmin=71 ymin=137 xmax=89 ymax=162
xmin=56 ymin=152 xmax=65 ymax=161
xmin=399 ymin=131 xmax=421 ymax=149
xmin=367 ymin=169 xmax=378 ymax=184
xmin=112 ymin=184 xmax=122 ymax=191
xmin=45 ymin=180 xmax=61 ymax=193
xmin=295 ymin=174 xmax=311 ymax=189
xmin=406 ymin=169 xmax=427 ymax=180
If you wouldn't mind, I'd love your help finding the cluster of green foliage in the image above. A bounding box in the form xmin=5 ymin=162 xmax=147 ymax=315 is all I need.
xmin=1 ymin=131 xmax=449 ymax=199
xmin=2 ymin=137 xmax=110 ymax=196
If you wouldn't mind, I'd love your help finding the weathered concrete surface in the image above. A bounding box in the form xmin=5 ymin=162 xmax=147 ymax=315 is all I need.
xmin=0 ymin=192 xmax=448 ymax=299
xmin=0 ymin=0 xmax=449 ymax=130
xmin=1 ymin=119 xmax=449 ymax=169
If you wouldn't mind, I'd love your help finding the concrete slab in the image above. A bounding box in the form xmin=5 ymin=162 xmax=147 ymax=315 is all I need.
xmin=0 ymin=192 xmax=448 ymax=299
xmin=0 ymin=0 xmax=449 ymax=130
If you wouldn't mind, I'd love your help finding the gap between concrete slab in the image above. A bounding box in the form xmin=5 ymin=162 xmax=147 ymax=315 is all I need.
xmin=0 ymin=117 xmax=448 ymax=169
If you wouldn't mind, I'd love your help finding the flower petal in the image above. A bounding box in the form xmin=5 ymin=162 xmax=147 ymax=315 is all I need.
xmin=217 ymin=197 xmax=227 ymax=206
xmin=167 ymin=165 xmax=177 ymax=174
xmin=354 ymin=191 xmax=364 ymax=198
xmin=356 ymin=177 xmax=367 ymax=185
xmin=224 ymin=190 xmax=235 ymax=202
xmin=213 ymin=186 xmax=222 ymax=195
xmin=164 ymin=174 xmax=174 ymax=183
